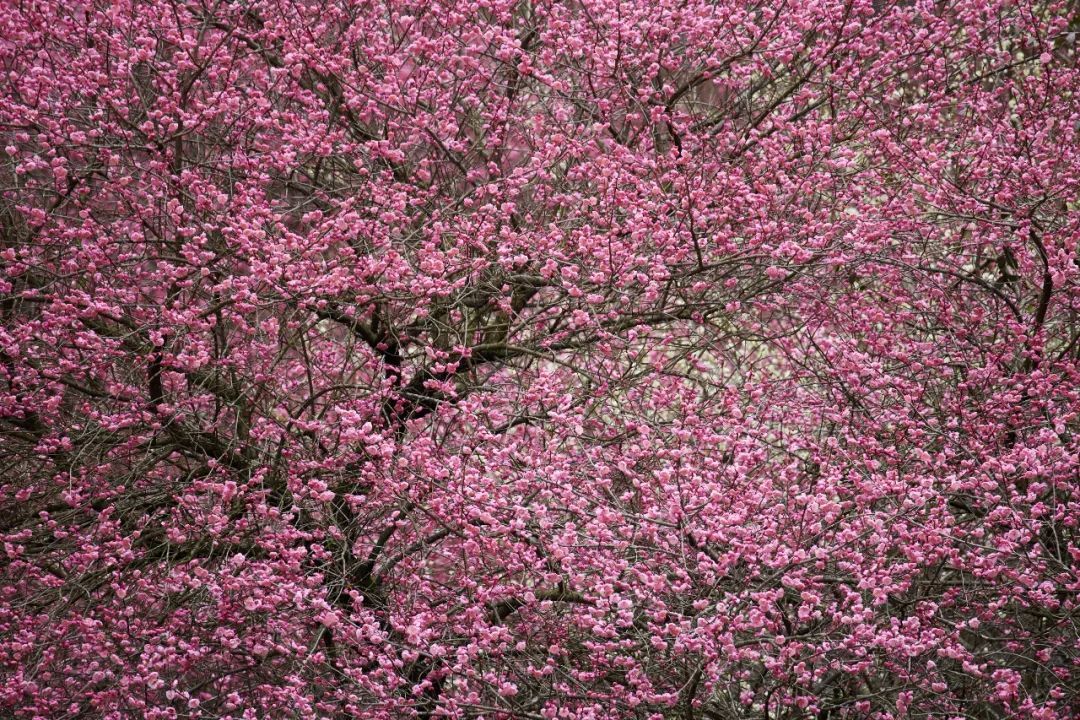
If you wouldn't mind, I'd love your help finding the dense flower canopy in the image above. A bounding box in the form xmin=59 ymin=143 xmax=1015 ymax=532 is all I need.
xmin=1 ymin=0 xmax=1078 ymax=718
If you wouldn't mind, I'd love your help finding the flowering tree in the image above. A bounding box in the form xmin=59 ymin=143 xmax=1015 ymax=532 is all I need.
xmin=1 ymin=0 xmax=1078 ymax=717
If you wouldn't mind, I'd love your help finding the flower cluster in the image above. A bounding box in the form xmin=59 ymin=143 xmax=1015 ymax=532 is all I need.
xmin=1 ymin=0 xmax=1077 ymax=718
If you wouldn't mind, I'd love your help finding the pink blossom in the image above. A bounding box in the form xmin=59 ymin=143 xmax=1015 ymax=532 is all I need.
xmin=1 ymin=0 xmax=1077 ymax=718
